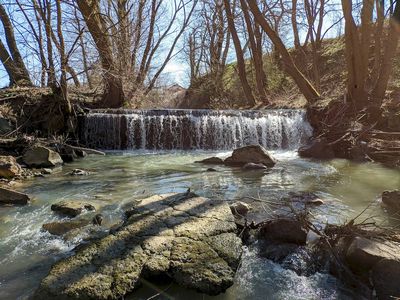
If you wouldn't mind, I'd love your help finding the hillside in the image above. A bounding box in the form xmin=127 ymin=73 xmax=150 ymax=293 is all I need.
xmin=180 ymin=37 xmax=400 ymax=113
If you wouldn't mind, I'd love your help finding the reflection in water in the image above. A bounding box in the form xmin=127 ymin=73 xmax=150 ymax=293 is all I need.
xmin=0 ymin=150 xmax=399 ymax=299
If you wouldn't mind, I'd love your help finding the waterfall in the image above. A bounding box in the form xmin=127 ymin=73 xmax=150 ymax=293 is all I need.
xmin=79 ymin=109 xmax=312 ymax=150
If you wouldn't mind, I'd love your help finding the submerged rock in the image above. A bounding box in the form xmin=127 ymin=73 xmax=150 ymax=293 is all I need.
xmin=22 ymin=146 xmax=63 ymax=168
xmin=206 ymin=168 xmax=217 ymax=172
xmin=224 ymin=145 xmax=276 ymax=167
xmin=0 ymin=156 xmax=22 ymax=178
xmin=51 ymin=200 xmax=96 ymax=217
xmin=258 ymin=219 xmax=307 ymax=245
xmin=230 ymin=201 xmax=251 ymax=217
xmin=69 ymin=169 xmax=90 ymax=176
xmin=0 ymin=187 xmax=30 ymax=205
xmin=382 ymin=190 xmax=400 ymax=211
xmin=260 ymin=242 xmax=299 ymax=262
xmin=195 ymin=157 xmax=224 ymax=164
xmin=35 ymin=193 xmax=242 ymax=299
xmin=242 ymin=162 xmax=267 ymax=170
xmin=287 ymin=191 xmax=325 ymax=206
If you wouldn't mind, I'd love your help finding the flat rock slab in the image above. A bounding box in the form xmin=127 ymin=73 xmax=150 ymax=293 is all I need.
xmin=35 ymin=193 xmax=242 ymax=299
xmin=0 ymin=187 xmax=30 ymax=205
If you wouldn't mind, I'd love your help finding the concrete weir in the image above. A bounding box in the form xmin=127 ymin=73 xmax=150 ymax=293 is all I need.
xmin=79 ymin=109 xmax=312 ymax=150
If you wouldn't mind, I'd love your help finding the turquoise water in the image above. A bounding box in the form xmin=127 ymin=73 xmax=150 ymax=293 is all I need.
xmin=0 ymin=150 xmax=399 ymax=299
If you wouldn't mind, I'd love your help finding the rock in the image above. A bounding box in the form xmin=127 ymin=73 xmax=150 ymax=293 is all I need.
xmin=307 ymin=199 xmax=324 ymax=205
xmin=258 ymin=219 xmax=307 ymax=245
xmin=345 ymin=236 xmax=400 ymax=274
xmin=260 ymin=242 xmax=299 ymax=262
xmin=230 ymin=201 xmax=251 ymax=217
xmin=298 ymin=138 xmax=335 ymax=159
xmin=59 ymin=147 xmax=78 ymax=163
xmin=51 ymin=200 xmax=96 ymax=217
xmin=372 ymin=259 xmax=400 ymax=300
xmin=42 ymin=219 xmax=90 ymax=236
xmin=206 ymin=168 xmax=217 ymax=172
xmin=74 ymin=149 xmax=87 ymax=157
xmin=92 ymin=214 xmax=103 ymax=226
xmin=242 ymin=162 xmax=267 ymax=170
xmin=0 ymin=187 xmax=30 ymax=205
xmin=35 ymin=193 xmax=242 ymax=299
xmin=23 ymin=146 xmax=63 ymax=168
xmin=42 ymin=168 xmax=53 ymax=175
xmin=69 ymin=169 xmax=90 ymax=176
xmin=287 ymin=192 xmax=325 ymax=206
xmin=195 ymin=157 xmax=224 ymax=164
xmin=0 ymin=156 xmax=22 ymax=178
xmin=224 ymin=145 xmax=276 ymax=167
xmin=382 ymin=190 xmax=400 ymax=211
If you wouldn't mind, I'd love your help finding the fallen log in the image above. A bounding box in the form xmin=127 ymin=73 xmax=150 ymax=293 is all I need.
xmin=64 ymin=144 xmax=105 ymax=156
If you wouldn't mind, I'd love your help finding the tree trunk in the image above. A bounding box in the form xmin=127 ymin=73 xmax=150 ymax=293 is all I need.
xmin=248 ymin=0 xmax=320 ymax=104
xmin=0 ymin=4 xmax=32 ymax=85
xmin=240 ymin=0 xmax=268 ymax=104
xmin=371 ymin=2 xmax=400 ymax=104
xmin=292 ymin=0 xmax=301 ymax=49
xmin=77 ymin=0 xmax=124 ymax=108
xmin=224 ymin=0 xmax=256 ymax=106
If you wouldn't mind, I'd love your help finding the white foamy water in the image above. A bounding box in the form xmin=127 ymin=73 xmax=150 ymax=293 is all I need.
xmin=80 ymin=109 xmax=312 ymax=150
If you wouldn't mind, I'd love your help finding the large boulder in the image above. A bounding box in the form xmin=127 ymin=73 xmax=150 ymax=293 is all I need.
xmin=298 ymin=138 xmax=335 ymax=159
xmin=345 ymin=236 xmax=400 ymax=274
xmin=224 ymin=145 xmax=276 ymax=167
xmin=0 ymin=156 xmax=22 ymax=178
xmin=23 ymin=146 xmax=63 ymax=168
xmin=35 ymin=193 xmax=242 ymax=299
xmin=0 ymin=187 xmax=30 ymax=205
xmin=51 ymin=200 xmax=96 ymax=217
xmin=258 ymin=219 xmax=308 ymax=245
xmin=372 ymin=259 xmax=400 ymax=300
xmin=382 ymin=190 xmax=400 ymax=211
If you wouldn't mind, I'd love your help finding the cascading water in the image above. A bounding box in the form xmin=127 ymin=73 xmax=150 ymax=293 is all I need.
xmin=79 ymin=109 xmax=312 ymax=150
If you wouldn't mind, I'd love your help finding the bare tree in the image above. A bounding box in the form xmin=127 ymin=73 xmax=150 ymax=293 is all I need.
xmin=341 ymin=0 xmax=400 ymax=111
xmin=248 ymin=0 xmax=320 ymax=103
xmin=240 ymin=0 xmax=268 ymax=104
xmin=0 ymin=4 xmax=32 ymax=86
xmin=77 ymin=0 xmax=125 ymax=108
xmin=224 ymin=0 xmax=256 ymax=106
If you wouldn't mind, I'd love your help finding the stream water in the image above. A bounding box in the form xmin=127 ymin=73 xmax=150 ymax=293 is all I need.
xmin=1 ymin=150 xmax=399 ymax=299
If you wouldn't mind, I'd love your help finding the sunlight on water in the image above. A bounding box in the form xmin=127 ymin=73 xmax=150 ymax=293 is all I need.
xmin=0 ymin=150 xmax=399 ymax=299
